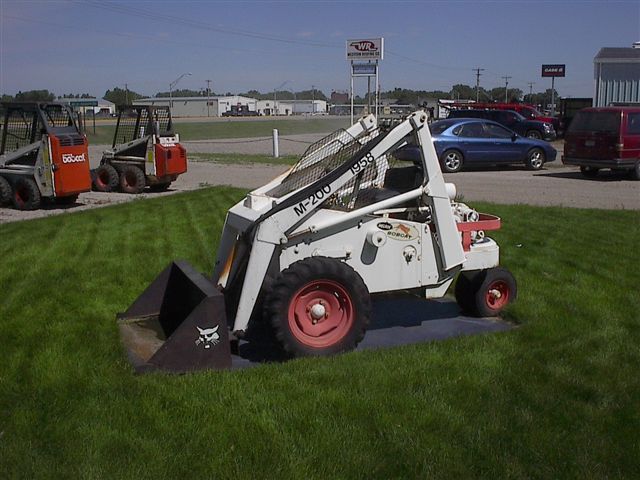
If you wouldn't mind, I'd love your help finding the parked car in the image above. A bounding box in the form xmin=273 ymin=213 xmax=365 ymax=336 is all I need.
xmin=563 ymin=106 xmax=640 ymax=180
xmin=396 ymin=119 xmax=557 ymax=173
xmin=448 ymin=109 xmax=557 ymax=141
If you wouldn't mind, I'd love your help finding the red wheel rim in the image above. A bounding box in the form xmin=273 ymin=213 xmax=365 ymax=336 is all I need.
xmin=287 ymin=279 xmax=354 ymax=348
xmin=14 ymin=186 xmax=28 ymax=208
xmin=97 ymin=170 xmax=110 ymax=188
xmin=484 ymin=280 xmax=510 ymax=311
xmin=124 ymin=171 xmax=137 ymax=188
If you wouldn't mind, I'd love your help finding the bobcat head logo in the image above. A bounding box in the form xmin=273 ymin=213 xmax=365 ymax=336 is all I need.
xmin=195 ymin=325 xmax=220 ymax=349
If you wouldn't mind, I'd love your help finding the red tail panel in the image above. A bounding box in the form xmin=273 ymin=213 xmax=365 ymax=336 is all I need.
xmin=49 ymin=136 xmax=92 ymax=196
xmin=154 ymin=144 xmax=187 ymax=177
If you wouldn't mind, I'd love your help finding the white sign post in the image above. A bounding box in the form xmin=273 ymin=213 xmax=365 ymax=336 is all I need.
xmin=347 ymin=38 xmax=384 ymax=123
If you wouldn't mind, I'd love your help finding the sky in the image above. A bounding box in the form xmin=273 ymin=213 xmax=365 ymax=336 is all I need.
xmin=1 ymin=0 xmax=639 ymax=99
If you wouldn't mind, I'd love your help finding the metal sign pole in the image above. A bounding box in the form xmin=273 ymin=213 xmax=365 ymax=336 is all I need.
xmin=350 ymin=63 xmax=354 ymax=124
xmin=375 ymin=61 xmax=379 ymax=118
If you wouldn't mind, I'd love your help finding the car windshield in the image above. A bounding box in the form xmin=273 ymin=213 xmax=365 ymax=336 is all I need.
xmin=568 ymin=111 xmax=620 ymax=134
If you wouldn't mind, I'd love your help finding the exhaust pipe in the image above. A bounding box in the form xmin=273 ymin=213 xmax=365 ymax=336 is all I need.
xmin=116 ymin=260 xmax=231 ymax=373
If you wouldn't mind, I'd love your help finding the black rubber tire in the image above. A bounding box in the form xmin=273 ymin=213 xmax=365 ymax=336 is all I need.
xmin=92 ymin=164 xmax=119 ymax=192
xmin=0 ymin=176 xmax=11 ymax=206
xmin=580 ymin=166 xmax=599 ymax=178
xmin=525 ymin=130 xmax=542 ymax=140
xmin=454 ymin=271 xmax=479 ymax=314
xmin=12 ymin=177 xmax=41 ymax=210
xmin=631 ymin=161 xmax=640 ymax=181
xmin=467 ymin=268 xmax=517 ymax=318
xmin=525 ymin=147 xmax=546 ymax=170
xmin=54 ymin=194 xmax=79 ymax=205
xmin=150 ymin=182 xmax=171 ymax=192
xmin=265 ymin=257 xmax=371 ymax=357
xmin=119 ymin=165 xmax=146 ymax=194
xmin=440 ymin=149 xmax=464 ymax=173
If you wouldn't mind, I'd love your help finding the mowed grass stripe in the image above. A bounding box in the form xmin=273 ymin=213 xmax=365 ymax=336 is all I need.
xmin=0 ymin=190 xmax=639 ymax=478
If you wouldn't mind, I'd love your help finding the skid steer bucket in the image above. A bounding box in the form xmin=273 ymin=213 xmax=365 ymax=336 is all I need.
xmin=116 ymin=260 xmax=231 ymax=373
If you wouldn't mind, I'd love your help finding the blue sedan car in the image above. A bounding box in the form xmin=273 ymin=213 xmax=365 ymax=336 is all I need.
xmin=425 ymin=118 xmax=557 ymax=173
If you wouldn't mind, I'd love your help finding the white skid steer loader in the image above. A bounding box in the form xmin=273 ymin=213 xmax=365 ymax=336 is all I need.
xmin=117 ymin=111 xmax=516 ymax=372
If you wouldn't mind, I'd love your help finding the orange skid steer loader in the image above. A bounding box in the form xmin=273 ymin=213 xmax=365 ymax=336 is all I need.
xmin=0 ymin=102 xmax=91 ymax=210
xmin=92 ymin=105 xmax=187 ymax=194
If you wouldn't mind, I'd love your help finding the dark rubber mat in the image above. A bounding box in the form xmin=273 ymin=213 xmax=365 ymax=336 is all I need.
xmin=231 ymin=295 xmax=513 ymax=369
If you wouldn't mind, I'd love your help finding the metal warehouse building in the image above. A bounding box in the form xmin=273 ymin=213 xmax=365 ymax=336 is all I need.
xmin=133 ymin=96 xmax=258 ymax=117
xmin=132 ymin=96 xmax=326 ymax=117
xmin=594 ymin=44 xmax=640 ymax=107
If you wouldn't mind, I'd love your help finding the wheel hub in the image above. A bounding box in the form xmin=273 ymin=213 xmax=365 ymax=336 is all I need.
xmin=485 ymin=280 xmax=509 ymax=310
xmin=309 ymin=302 xmax=326 ymax=322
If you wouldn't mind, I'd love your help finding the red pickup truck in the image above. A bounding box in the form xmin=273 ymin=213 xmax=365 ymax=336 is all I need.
xmin=450 ymin=102 xmax=559 ymax=132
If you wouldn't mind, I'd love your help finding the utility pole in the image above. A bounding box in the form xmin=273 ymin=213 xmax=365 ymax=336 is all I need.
xmin=312 ymin=84 xmax=315 ymax=114
xmin=125 ymin=83 xmax=129 ymax=104
xmin=206 ymin=79 xmax=212 ymax=117
xmin=527 ymin=82 xmax=535 ymax=103
xmin=473 ymin=67 xmax=485 ymax=102
xmin=502 ymin=76 xmax=512 ymax=103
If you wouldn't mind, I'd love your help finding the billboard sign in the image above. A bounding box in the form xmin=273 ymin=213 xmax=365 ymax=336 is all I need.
xmin=352 ymin=63 xmax=377 ymax=76
xmin=346 ymin=38 xmax=384 ymax=60
xmin=541 ymin=64 xmax=566 ymax=77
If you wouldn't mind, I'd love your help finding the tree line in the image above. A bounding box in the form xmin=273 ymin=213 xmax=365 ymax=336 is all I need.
xmin=1 ymin=85 xmax=562 ymax=108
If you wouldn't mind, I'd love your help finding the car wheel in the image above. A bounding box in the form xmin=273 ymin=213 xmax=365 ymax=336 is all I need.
xmin=441 ymin=150 xmax=464 ymax=173
xmin=525 ymin=148 xmax=546 ymax=170
xmin=580 ymin=166 xmax=599 ymax=178
xmin=526 ymin=130 xmax=542 ymax=140
xmin=631 ymin=161 xmax=640 ymax=181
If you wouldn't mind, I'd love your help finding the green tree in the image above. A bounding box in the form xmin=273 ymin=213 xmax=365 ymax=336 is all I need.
xmin=104 ymin=87 xmax=144 ymax=105
xmin=487 ymin=87 xmax=523 ymax=103
xmin=450 ymin=84 xmax=476 ymax=100
xmin=155 ymin=89 xmax=211 ymax=98
xmin=529 ymin=89 xmax=560 ymax=109
xmin=14 ymin=90 xmax=56 ymax=102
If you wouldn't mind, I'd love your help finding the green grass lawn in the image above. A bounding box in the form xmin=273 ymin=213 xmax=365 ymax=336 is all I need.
xmin=86 ymin=117 xmax=350 ymax=145
xmin=1 ymin=190 xmax=639 ymax=478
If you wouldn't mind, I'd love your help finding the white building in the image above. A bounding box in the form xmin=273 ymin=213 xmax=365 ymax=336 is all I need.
xmin=257 ymin=99 xmax=327 ymax=116
xmin=594 ymin=44 xmax=640 ymax=107
xmin=133 ymin=95 xmax=258 ymax=117
xmin=56 ymin=98 xmax=116 ymax=116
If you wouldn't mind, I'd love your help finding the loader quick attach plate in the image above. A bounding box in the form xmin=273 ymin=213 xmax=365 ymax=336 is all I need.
xmin=116 ymin=261 xmax=231 ymax=373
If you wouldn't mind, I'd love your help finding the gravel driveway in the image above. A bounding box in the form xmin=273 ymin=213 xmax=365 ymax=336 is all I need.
xmin=1 ymin=135 xmax=638 ymax=225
